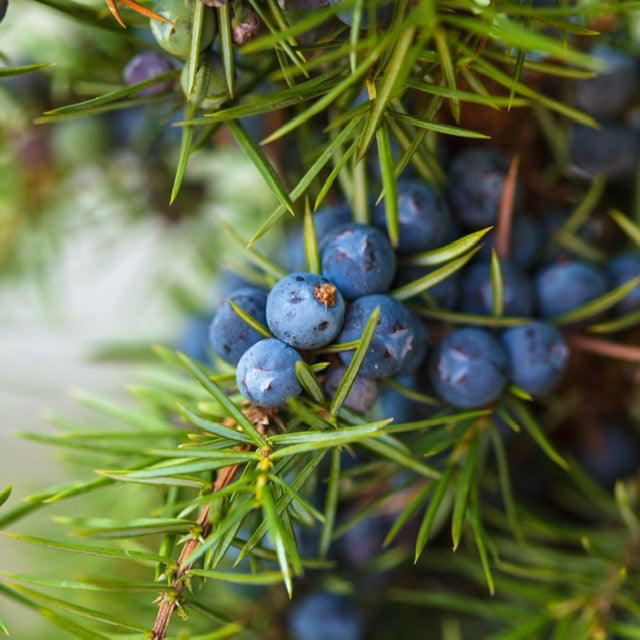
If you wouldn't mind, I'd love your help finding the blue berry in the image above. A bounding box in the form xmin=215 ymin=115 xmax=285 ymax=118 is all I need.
xmin=569 ymin=123 xmax=639 ymax=182
xmin=266 ymin=273 xmax=345 ymax=349
xmin=372 ymin=179 xmax=452 ymax=253
xmin=235 ymin=339 xmax=302 ymax=407
xmin=123 ymin=51 xmax=175 ymax=96
xmin=539 ymin=210 xmax=601 ymax=263
xmin=213 ymin=268 xmax=265 ymax=305
xmin=534 ymin=260 xmax=608 ymax=318
xmin=321 ymin=223 xmax=396 ymax=299
xmin=399 ymin=314 xmax=429 ymax=374
xmin=500 ymin=321 xmax=569 ymax=395
xmin=286 ymin=0 xmax=329 ymax=8
xmin=447 ymin=147 xmax=520 ymax=229
xmin=476 ymin=213 xmax=543 ymax=269
xmin=336 ymin=510 xmax=393 ymax=567
xmin=323 ymin=365 xmax=378 ymax=414
xmin=176 ymin=314 xmax=212 ymax=364
xmin=328 ymin=0 xmax=393 ymax=28
xmin=571 ymin=46 xmax=637 ymax=119
xmin=393 ymin=265 xmax=459 ymax=309
xmin=460 ymin=260 xmax=535 ymax=317
xmin=379 ymin=375 xmax=432 ymax=423
xmin=288 ymin=591 xmax=364 ymax=640
xmin=608 ymin=250 xmax=640 ymax=313
xmin=429 ymin=327 xmax=508 ymax=408
xmin=286 ymin=203 xmax=351 ymax=272
xmin=0 ymin=0 xmax=8 ymax=23
xmin=576 ymin=423 xmax=639 ymax=489
xmin=337 ymin=294 xmax=415 ymax=379
xmin=209 ymin=287 xmax=268 ymax=365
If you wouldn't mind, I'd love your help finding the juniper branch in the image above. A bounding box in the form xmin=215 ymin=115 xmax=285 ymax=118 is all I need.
xmin=150 ymin=456 xmax=246 ymax=640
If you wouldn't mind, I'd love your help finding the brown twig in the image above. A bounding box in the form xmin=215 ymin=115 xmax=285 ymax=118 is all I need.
xmin=566 ymin=333 xmax=640 ymax=363
xmin=494 ymin=154 xmax=520 ymax=261
xmin=150 ymin=462 xmax=243 ymax=640
xmin=150 ymin=420 xmax=269 ymax=640
xmin=149 ymin=405 xmax=274 ymax=640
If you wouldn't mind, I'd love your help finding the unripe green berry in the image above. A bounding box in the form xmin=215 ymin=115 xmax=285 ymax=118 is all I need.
xmin=150 ymin=0 xmax=216 ymax=59
xmin=180 ymin=51 xmax=229 ymax=109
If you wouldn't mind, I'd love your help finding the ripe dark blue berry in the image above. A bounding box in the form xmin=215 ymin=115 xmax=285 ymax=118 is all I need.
xmin=287 ymin=591 xmax=364 ymax=640
xmin=379 ymin=375 xmax=431 ymax=423
xmin=336 ymin=510 xmax=393 ymax=567
xmin=286 ymin=202 xmax=351 ymax=272
xmin=534 ymin=260 xmax=608 ymax=318
xmin=337 ymin=294 xmax=415 ymax=379
xmin=399 ymin=314 xmax=429 ymax=374
xmin=209 ymin=287 xmax=268 ymax=365
xmin=235 ymin=338 xmax=302 ymax=407
xmin=460 ymin=260 xmax=535 ymax=317
xmin=0 ymin=0 xmax=8 ymax=23
xmin=429 ymin=327 xmax=509 ymax=408
xmin=266 ymin=272 xmax=345 ymax=349
xmin=123 ymin=51 xmax=174 ymax=96
xmin=569 ymin=123 xmax=640 ymax=182
xmin=285 ymin=0 xmax=328 ymax=8
xmin=323 ymin=365 xmax=378 ymax=414
xmin=328 ymin=0 xmax=393 ymax=28
xmin=500 ymin=321 xmax=569 ymax=395
xmin=393 ymin=265 xmax=459 ymax=309
xmin=447 ymin=147 xmax=520 ymax=229
xmin=176 ymin=314 xmax=212 ymax=364
xmin=571 ymin=46 xmax=637 ymax=119
xmin=476 ymin=213 xmax=543 ymax=269
xmin=372 ymin=179 xmax=451 ymax=253
xmin=321 ymin=223 xmax=396 ymax=299
xmin=575 ymin=423 xmax=640 ymax=489
xmin=608 ymin=250 xmax=640 ymax=313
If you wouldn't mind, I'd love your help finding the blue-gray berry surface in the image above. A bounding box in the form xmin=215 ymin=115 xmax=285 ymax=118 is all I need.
xmin=321 ymin=223 xmax=396 ymax=299
xmin=372 ymin=179 xmax=451 ymax=253
xmin=500 ymin=321 xmax=569 ymax=395
xmin=399 ymin=314 xmax=429 ymax=375
xmin=209 ymin=287 xmax=268 ymax=365
xmin=328 ymin=0 xmax=393 ymax=28
xmin=266 ymin=272 xmax=345 ymax=349
xmin=571 ymin=45 xmax=637 ymax=119
xmin=322 ymin=365 xmax=378 ymax=414
xmin=393 ymin=265 xmax=459 ymax=309
xmin=337 ymin=294 xmax=416 ymax=379
xmin=235 ymin=338 xmax=303 ymax=407
xmin=569 ymin=123 xmax=640 ymax=182
xmin=575 ymin=423 xmax=640 ymax=489
xmin=429 ymin=327 xmax=509 ymax=408
xmin=288 ymin=591 xmax=364 ymax=640
xmin=176 ymin=314 xmax=212 ymax=364
xmin=476 ymin=213 xmax=543 ymax=269
xmin=379 ymin=374 xmax=433 ymax=424
xmin=123 ymin=51 xmax=175 ymax=96
xmin=534 ymin=260 xmax=609 ymax=318
xmin=447 ymin=147 xmax=519 ymax=229
xmin=608 ymin=250 xmax=640 ymax=313
xmin=460 ymin=259 xmax=535 ymax=317
xmin=286 ymin=202 xmax=351 ymax=271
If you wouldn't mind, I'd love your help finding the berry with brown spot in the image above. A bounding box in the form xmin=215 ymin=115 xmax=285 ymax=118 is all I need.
xmin=266 ymin=272 xmax=346 ymax=350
